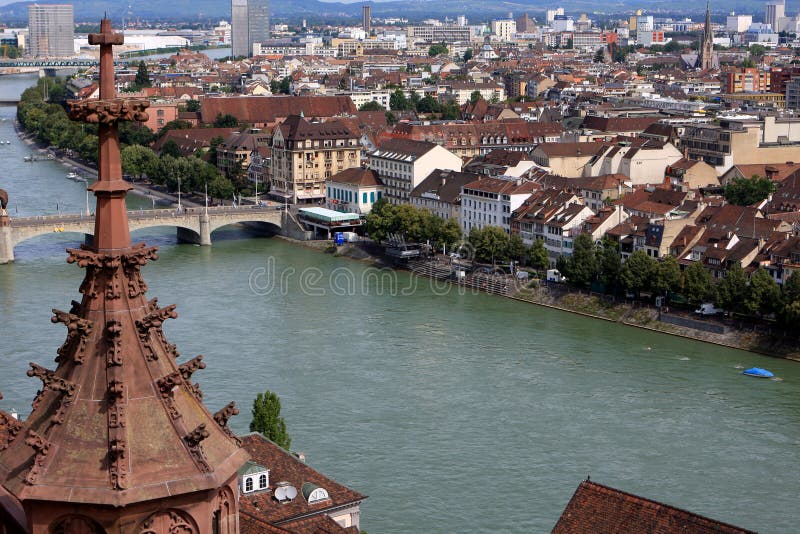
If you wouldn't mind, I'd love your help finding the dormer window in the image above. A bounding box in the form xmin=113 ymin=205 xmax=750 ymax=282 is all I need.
xmin=239 ymin=461 xmax=270 ymax=494
xmin=302 ymin=482 xmax=330 ymax=504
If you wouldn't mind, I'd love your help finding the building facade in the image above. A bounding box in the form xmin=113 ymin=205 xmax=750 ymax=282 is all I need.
xmin=27 ymin=4 xmax=73 ymax=58
xmin=270 ymin=115 xmax=361 ymax=204
xmin=369 ymin=139 xmax=463 ymax=204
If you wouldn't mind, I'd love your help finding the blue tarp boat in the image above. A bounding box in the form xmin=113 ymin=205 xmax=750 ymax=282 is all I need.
xmin=742 ymin=367 xmax=774 ymax=378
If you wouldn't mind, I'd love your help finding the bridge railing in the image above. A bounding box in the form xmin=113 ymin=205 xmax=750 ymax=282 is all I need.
xmin=10 ymin=205 xmax=284 ymax=228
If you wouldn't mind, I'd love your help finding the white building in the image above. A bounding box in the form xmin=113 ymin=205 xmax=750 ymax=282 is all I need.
xmin=325 ymin=167 xmax=385 ymax=215
xmin=551 ymin=15 xmax=574 ymax=33
xmin=369 ymin=139 xmax=463 ymax=204
xmin=726 ymin=14 xmax=752 ymax=33
xmin=491 ymin=19 xmax=517 ymax=42
xmin=460 ymin=177 xmax=538 ymax=234
xmin=546 ymin=8 xmax=565 ymax=25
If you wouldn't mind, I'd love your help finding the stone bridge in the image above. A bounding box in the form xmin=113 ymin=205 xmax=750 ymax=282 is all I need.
xmin=0 ymin=205 xmax=302 ymax=264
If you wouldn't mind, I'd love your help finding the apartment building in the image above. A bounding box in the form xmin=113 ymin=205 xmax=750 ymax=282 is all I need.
xmin=270 ymin=115 xmax=361 ymax=204
xmin=461 ymin=177 xmax=538 ymax=234
xmin=369 ymin=139 xmax=462 ymax=204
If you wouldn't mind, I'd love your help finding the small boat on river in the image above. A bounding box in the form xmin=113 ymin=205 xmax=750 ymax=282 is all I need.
xmin=742 ymin=367 xmax=774 ymax=378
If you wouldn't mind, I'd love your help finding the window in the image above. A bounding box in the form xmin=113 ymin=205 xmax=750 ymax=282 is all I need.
xmin=259 ymin=474 xmax=268 ymax=489
xmin=370 ymin=191 xmax=375 ymax=202
xmin=245 ymin=477 xmax=254 ymax=492
xmin=363 ymin=192 xmax=368 ymax=203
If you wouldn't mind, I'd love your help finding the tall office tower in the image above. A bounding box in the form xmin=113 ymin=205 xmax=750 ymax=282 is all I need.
xmin=27 ymin=4 xmax=74 ymax=58
xmin=231 ymin=0 xmax=249 ymax=57
xmin=546 ymin=7 xmax=564 ymax=25
xmin=363 ymin=4 xmax=371 ymax=34
xmin=248 ymin=0 xmax=270 ymax=53
xmin=766 ymin=0 xmax=786 ymax=31
xmin=231 ymin=0 xmax=269 ymax=58
xmin=516 ymin=13 xmax=536 ymax=33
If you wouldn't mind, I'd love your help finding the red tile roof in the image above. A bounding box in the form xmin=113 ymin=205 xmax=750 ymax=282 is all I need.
xmin=201 ymin=96 xmax=357 ymax=125
xmin=552 ymin=480 xmax=757 ymax=534
xmin=239 ymin=434 xmax=366 ymax=526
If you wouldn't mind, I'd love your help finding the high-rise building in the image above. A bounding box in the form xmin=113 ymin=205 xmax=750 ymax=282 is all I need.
xmin=231 ymin=0 xmax=270 ymax=58
xmin=516 ymin=13 xmax=536 ymax=33
xmin=766 ymin=0 xmax=786 ymax=31
xmin=248 ymin=0 xmax=270 ymax=53
xmin=27 ymin=4 xmax=74 ymax=58
xmin=491 ymin=19 xmax=517 ymax=42
xmin=231 ymin=0 xmax=249 ymax=57
xmin=362 ymin=4 xmax=371 ymax=34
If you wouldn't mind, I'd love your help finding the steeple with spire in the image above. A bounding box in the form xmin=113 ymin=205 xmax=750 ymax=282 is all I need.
xmin=697 ymin=1 xmax=715 ymax=70
xmin=0 ymin=17 xmax=248 ymax=533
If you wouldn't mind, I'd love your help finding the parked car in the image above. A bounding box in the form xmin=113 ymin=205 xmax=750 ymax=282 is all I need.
xmin=695 ymin=303 xmax=723 ymax=316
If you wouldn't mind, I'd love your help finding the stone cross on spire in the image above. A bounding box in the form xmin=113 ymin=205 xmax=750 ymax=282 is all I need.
xmin=68 ymin=17 xmax=150 ymax=251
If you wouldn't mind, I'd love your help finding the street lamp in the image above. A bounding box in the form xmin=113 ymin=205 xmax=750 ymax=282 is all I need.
xmin=177 ymin=176 xmax=182 ymax=213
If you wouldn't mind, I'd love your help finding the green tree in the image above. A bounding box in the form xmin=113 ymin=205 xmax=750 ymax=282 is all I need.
xmin=664 ymin=40 xmax=682 ymax=53
xmin=120 ymin=144 xmax=158 ymax=180
xmin=463 ymin=48 xmax=473 ymax=62
xmin=161 ymin=139 xmax=182 ymax=158
xmin=440 ymin=101 xmax=461 ymax=120
xmin=365 ymin=198 xmax=395 ymax=243
xmin=472 ymin=226 xmax=509 ymax=265
xmin=393 ymin=204 xmax=425 ymax=241
xmin=718 ymin=263 xmax=749 ymax=313
xmin=620 ymin=250 xmax=656 ymax=294
xmin=749 ymin=43 xmax=767 ymax=58
xmin=184 ymin=99 xmax=201 ymax=112
xmin=135 ymin=61 xmax=151 ymax=88
xmin=723 ymin=175 xmax=776 ymax=206
xmin=359 ymin=100 xmax=385 ymax=111
xmin=565 ymin=234 xmax=598 ymax=288
xmin=428 ymin=42 xmax=449 ymax=57
xmin=745 ymin=268 xmax=782 ymax=316
xmin=157 ymin=119 xmax=193 ymax=138
xmin=416 ymin=95 xmax=441 ymax=114
xmin=529 ymin=239 xmax=549 ymax=271
xmin=683 ymin=262 xmax=713 ymax=305
xmin=385 ymin=111 xmax=398 ymax=125
xmin=250 ymin=390 xmax=291 ymax=450
xmin=390 ymin=89 xmax=410 ymax=111
xmin=214 ymin=113 xmax=239 ymax=127
xmin=119 ymin=122 xmax=155 ymax=147
xmin=280 ymin=76 xmax=292 ymax=94
xmin=593 ymin=48 xmax=605 ymax=63
xmin=652 ymin=255 xmax=682 ymax=295
xmin=507 ymin=234 xmax=527 ymax=263
xmin=438 ymin=218 xmax=462 ymax=250
xmin=598 ymin=239 xmax=622 ymax=289
xmin=207 ymin=173 xmax=235 ymax=199
xmin=469 ymin=90 xmax=483 ymax=104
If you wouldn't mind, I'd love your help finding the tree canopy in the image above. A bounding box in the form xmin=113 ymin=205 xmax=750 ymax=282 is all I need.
xmin=724 ymin=175 xmax=776 ymax=206
xmin=250 ymin=390 xmax=291 ymax=450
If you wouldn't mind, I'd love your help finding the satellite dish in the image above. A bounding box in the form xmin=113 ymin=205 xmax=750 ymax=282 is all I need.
xmin=285 ymin=486 xmax=298 ymax=500
xmin=275 ymin=487 xmax=287 ymax=501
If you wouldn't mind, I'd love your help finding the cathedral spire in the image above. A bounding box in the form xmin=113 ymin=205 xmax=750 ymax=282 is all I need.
xmin=0 ymin=17 xmax=248 ymax=532
xmin=698 ymin=1 xmax=715 ymax=70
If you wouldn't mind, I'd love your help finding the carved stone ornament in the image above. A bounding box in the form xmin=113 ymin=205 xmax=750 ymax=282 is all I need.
xmin=184 ymin=424 xmax=212 ymax=473
xmin=52 ymin=308 xmax=93 ymax=364
xmin=27 ymin=363 xmax=78 ymax=425
xmin=67 ymin=98 xmax=150 ymax=124
xmin=24 ymin=429 xmax=52 ymax=485
xmin=213 ymin=402 xmax=241 ymax=444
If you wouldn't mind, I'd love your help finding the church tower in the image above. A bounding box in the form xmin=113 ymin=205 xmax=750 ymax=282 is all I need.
xmin=0 ymin=18 xmax=249 ymax=533
xmin=697 ymin=1 xmax=715 ymax=70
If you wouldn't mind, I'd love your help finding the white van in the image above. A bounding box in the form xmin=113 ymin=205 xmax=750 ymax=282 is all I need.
xmin=546 ymin=269 xmax=566 ymax=283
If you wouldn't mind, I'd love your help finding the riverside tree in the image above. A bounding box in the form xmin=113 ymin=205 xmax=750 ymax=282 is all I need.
xmin=250 ymin=390 xmax=291 ymax=450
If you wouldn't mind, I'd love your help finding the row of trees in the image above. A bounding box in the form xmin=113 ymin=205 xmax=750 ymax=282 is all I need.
xmin=366 ymin=199 xmax=462 ymax=249
xmin=17 ymin=76 xmax=242 ymax=200
xmin=120 ymin=145 xmax=235 ymax=199
xmin=386 ymin=89 xmax=462 ymax=118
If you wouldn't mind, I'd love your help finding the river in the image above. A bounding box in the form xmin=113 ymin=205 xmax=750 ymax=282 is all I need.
xmin=1 ymin=76 xmax=800 ymax=533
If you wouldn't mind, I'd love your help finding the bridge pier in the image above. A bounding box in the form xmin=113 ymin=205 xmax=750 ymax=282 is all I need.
xmin=199 ymin=214 xmax=212 ymax=246
xmin=0 ymin=213 xmax=13 ymax=264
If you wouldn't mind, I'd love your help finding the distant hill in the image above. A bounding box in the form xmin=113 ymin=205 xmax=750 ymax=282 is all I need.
xmin=0 ymin=0 xmax=767 ymax=25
